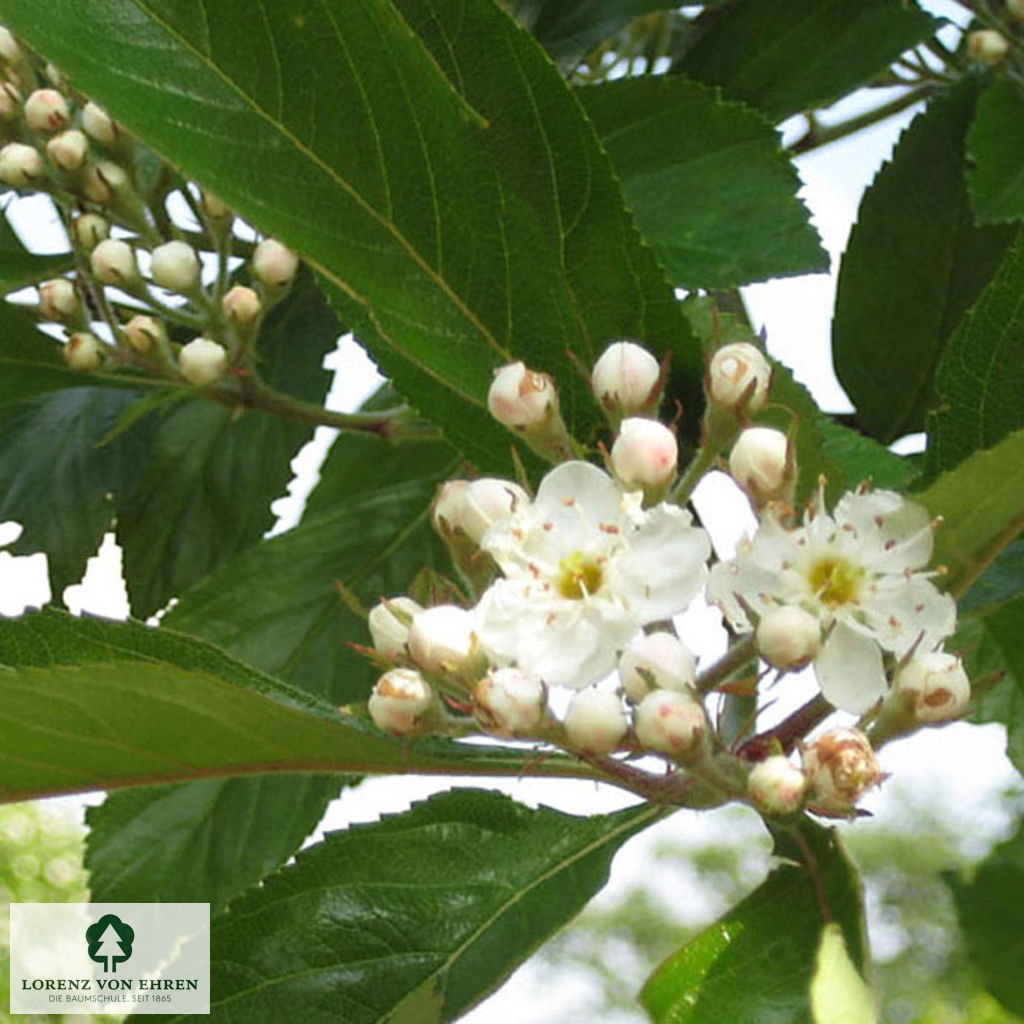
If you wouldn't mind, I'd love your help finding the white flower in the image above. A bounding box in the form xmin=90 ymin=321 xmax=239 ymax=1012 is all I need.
xmin=707 ymin=487 xmax=956 ymax=713
xmin=474 ymin=461 xmax=710 ymax=688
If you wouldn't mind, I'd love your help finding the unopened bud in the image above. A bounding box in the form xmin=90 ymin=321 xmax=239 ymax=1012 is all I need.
xmin=0 ymin=142 xmax=44 ymax=186
xmin=433 ymin=477 xmax=529 ymax=547
xmin=70 ymin=212 xmax=109 ymax=252
xmin=591 ymin=340 xmax=661 ymax=419
xmin=81 ymin=160 xmax=129 ymax=205
xmin=474 ymin=667 xmax=547 ymax=738
xmin=708 ymin=342 xmax=772 ymax=415
xmin=610 ymin=417 xmax=678 ymax=496
xmin=634 ymin=688 xmax=708 ymax=762
xmin=488 ymin=361 xmax=557 ymax=432
xmin=804 ymin=728 xmax=883 ymax=817
xmin=81 ymin=101 xmax=118 ymax=146
xmin=221 ymin=284 xmax=262 ymax=326
xmin=64 ymin=332 xmax=104 ymax=372
xmin=46 ymin=129 xmax=88 ymax=172
xmin=407 ymin=604 xmax=477 ymax=679
xmin=150 ymin=240 xmax=200 ymax=293
xmin=0 ymin=26 xmax=24 ymax=63
xmin=252 ymin=238 xmax=298 ymax=290
xmin=0 ymin=82 xmax=21 ymax=121
xmin=368 ymin=596 xmax=423 ymax=660
xmin=747 ymin=755 xmax=807 ymax=817
xmin=618 ymin=632 xmax=697 ymax=703
xmin=893 ymin=651 xmax=970 ymax=724
xmin=756 ymin=605 xmax=821 ymax=671
xmin=38 ymin=278 xmax=78 ymax=321
xmin=90 ymin=238 xmax=137 ymax=286
xmin=969 ymin=29 xmax=1010 ymax=66
xmin=123 ymin=314 xmax=166 ymax=355
xmin=44 ymin=63 xmax=66 ymax=89
xmin=179 ymin=337 xmax=228 ymax=385
xmin=368 ymin=668 xmax=438 ymax=736
xmin=564 ymin=687 xmax=630 ymax=755
xmin=24 ymin=89 xmax=69 ymax=134
xmin=201 ymin=191 xmax=231 ymax=222
xmin=729 ymin=426 xmax=793 ymax=506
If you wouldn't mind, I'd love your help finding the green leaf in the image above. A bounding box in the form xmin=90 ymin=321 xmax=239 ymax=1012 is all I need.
xmin=0 ymin=203 xmax=74 ymax=292
xmin=925 ymin=230 xmax=1024 ymax=477
xmin=578 ymin=76 xmax=826 ymax=289
xmin=833 ymin=81 xmax=1016 ymax=443
xmin=817 ymin=419 xmax=919 ymax=492
xmin=0 ymin=609 xmax=586 ymax=803
xmin=0 ymin=0 xmax=703 ymax=466
xmin=672 ymin=0 xmax=938 ymax=121
xmin=914 ymin=429 xmax=1024 ymax=599
xmin=949 ymin=816 xmax=1024 ymax=1015
xmin=154 ymin=790 xmax=658 ymax=1024
xmin=642 ymin=820 xmax=867 ymax=1024
xmin=967 ymin=80 xmax=1024 ymax=224
xmin=809 ymin=924 xmax=877 ymax=1024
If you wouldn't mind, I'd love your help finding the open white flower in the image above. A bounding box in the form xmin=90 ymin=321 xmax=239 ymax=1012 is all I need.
xmin=707 ymin=487 xmax=956 ymax=713
xmin=474 ymin=461 xmax=710 ymax=688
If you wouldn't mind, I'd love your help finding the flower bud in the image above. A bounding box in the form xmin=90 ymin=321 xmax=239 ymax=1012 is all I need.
xmin=474 ymin=667 xmax=547 ymax=738
xmin=179 ymin=337 xmax=228 ymax=385
xmin=38 ymin=278 xmax=78 ymax=321
xmin=368 ymin=668 xmax=438 ymax=736
xmin=893 ymin=651 xmax=970 ymax=724
xmin=755 ymin=605 xmax=821 ymax=671
xmin=150 ymin=240 xmax=200 ymax=293
xmin=70 ymin=212 xmax=109 ymax=252
xmin=80 ymin=159 xmax=129 ymax=205
xmin=618 ymin=631 xmax=697 ymax=703
xmin=488 ymin=361 xmax=557 ymax=432
xmin=252 ymin=238 xmax=298 ymax=290
xmin=221 ymin=284 xmax=262 ymax=326
xmin=368 ymin=596 xmax=423 ymax=660
xmin=81 ymin=101 xmax=118 ymax=146
xmin=201 ymin=190 xmax=231 ymax=222
xmin=969 ymin=29 xmax=1010 ymax=66
xmin=728 ymin=426 xmax=793 ymax=506
xmin=44 ymin=63 xmax=66 ymax=89
xmin=407 ymin=604 xmax=477 ymax=678
xmin=634 ymin=688 xmax=708 ymax=762
xmin=564 ymin=687 xmax=629 ymax=755
xmin=0 ymin=142 xmax=44 ymax=187
xmin=64 ymin=332 xmax=104 ymax=372
xmin=610 ymin=417 xmax=678 ymax=497
xmin=123 ymin=314 xmax=166 ymax=355
xmin=803 ymin=728 xmax=883 ymax=817
xmin=0 ymin=82 xmax=21 ymax=121
xmin=46 ymin=129 xmax=88 ymax=172
xmin=0 ymin=27 xmax=24 ymax=63
xmin=747 ymin=756 xmax=807 ymax=817
xmin=591 ymin=340 xmax=661 ymax=419
xmin=432 ymin=477 xmax=529 ymax=547
xmin=708 ymin=342 xmax=772 ymax=415
xmin=24 ymin=89 xmax=69 ymax=134
xmin=90 ymin=238 xmax=137 ymax=286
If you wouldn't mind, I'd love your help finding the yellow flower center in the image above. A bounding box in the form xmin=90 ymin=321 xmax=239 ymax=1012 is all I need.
xmin=556 ymin=550 xmax=603 ymax=600
xmin=808 ymin=555 xmax=863 ymax=607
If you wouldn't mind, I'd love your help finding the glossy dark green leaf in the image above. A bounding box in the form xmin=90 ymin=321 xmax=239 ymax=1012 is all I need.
xmin=673 ymin=0 xmax=938 ymax=121
xmin=817 ymin=419 xmax=919 ymax=492
xmin=642 ymin=820 xmax=866 ymax=1023
xmin=967 ymin=79 xmax=1024 ymax=224
xmin=153 ymin=790 xmax=658 ymax=1024
xmin=578 ymin=77 xmax=826 ymax=289
xmin=833 ymin=81 xmax=1015 ymax=443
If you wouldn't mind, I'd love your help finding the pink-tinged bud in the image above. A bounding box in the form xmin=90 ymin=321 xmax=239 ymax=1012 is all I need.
xmin=252 ymin=238 xmax=298 ymax=289
xmin=221 ymin=284 xmax=262 ymax=326
xmin=893 ymin=651 xmax=971 ymax=724
xmin=24 ymin=89 xmax=69 ymax=134
xmin=618 ymin=631 xmax=696 ymax=703
xmin=89 ymin=238 xmax=137 ymax=286
xmin=747 ymin=755 xmax=807 ymax=816
xmin=70 ymin=212 xmax=109 ymax=252
xmin=0 ymin=142 xmax=44 ymax=187
xmin=0 ymin=82 xmax=21 ymax=122
xmin=0 ymin=26 xmax=24 ymax=63
xmin=969 ymin=29 xmax=1010 ymax=66
xmin=46 ymin=129 xmax=88 ymax=172
xmin=634 ymin=688 xmax=708 ymax=762
xmin=64 ymin=332 xmax=104 ymax=372
xmin=38 ymin=278 xmax=78 ymax=321
xmin=179 ymin=337 xmax=228 ymax=385
xmin=804 ymin=728 xmax=883 ymax=817
xmin=756 ymin=605 xmax=821 ymax=671
xmin=474 ymin=667 xmax=547 ymax=738
xmin=407 ymin=604 xmax=477 ymax=678
xmin=432 ymin=477 xmax=529 ymax=547
xmin=487 ymin=361 xmax=557 ymax=431
xmin=728 ymin=426 xmax=793 ymax=506
xmin=368 ymin=668 xmax=438 ymax=736
xmin=591 ymin=340 xmax=661 ymax=419
xmin=610 ymin=417 xmax=678 ymax=496
xmin=123 ymin=314 xmax=166 ymax=355
xmin=80 ymin=159 xmax=128 ymax=205
xmin=150 ymin=240 xmax=200 ymax=293
xmin=708 ymin=342 xmax=772 ymax=415
xmin=564 ymin=687 xmax=629 ymax=755
xmin=201 ymin=190 xmax=231 ymax=222
xmin=368 ymin=596 xmax=423 ymax=660
xmin=81 ymin=101 xmax=118 ymax=146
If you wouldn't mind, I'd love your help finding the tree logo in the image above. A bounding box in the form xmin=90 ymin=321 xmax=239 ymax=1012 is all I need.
xmin=85 ymin=914 xmax=135 ymax=973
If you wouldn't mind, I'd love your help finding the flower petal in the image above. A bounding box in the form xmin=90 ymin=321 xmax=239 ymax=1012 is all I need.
xmin=834 ymin=489 xmax=933 ymax=572
xmin=814 ymin=623 xmax=887 ymax=713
